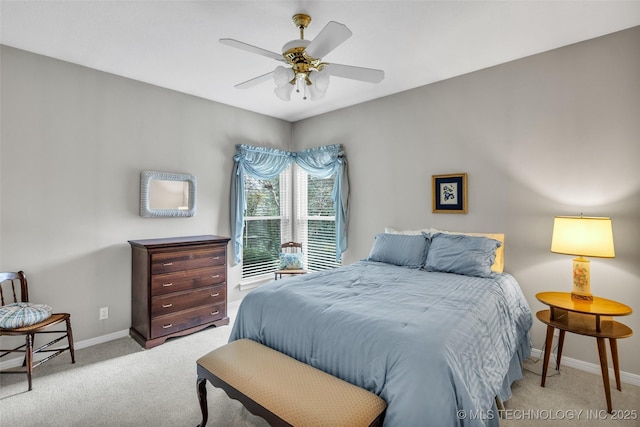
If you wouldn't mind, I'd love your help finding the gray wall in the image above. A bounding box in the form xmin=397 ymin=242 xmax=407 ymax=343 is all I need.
xmin=0 ymin=46 xmax=291 ymax=344
xmin=1 ymin=25 xmax=639 ymax=377
xmin=294 ymin=26 xmax=640 ymax=376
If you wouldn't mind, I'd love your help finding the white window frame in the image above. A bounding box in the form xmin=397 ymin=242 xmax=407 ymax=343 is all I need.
xmin=241 ymin=164 xmax=341 ymax=287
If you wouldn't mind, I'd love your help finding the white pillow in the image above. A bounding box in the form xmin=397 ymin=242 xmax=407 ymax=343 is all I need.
xmin=384 ymin=226 xmax=430 ymax=235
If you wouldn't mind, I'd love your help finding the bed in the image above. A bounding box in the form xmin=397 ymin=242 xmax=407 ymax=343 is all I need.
xmin=230 ymin=231 xmax=533 ymax=426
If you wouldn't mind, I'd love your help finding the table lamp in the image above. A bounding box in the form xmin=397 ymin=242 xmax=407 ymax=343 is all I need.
xmin=550 ymin=216 xmax=615 ymax=300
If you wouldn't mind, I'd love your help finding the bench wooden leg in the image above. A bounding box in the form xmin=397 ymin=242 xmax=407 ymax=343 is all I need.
xmin=196 ymin=377 xmax=208 ymax=427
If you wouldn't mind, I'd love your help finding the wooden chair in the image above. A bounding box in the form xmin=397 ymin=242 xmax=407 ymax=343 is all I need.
xmin=0 ymin=271 xmax=75 ymax=391
xmin=274 ymin=242 xmax=307 ymax=280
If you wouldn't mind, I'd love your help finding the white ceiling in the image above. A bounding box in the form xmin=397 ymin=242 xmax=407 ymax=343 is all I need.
xmin=2 ymin=1 xmax=639 ymax=122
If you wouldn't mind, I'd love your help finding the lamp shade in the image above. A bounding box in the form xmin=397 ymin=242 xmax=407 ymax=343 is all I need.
xmin=550 ymin=216 xmax=615 ymax=258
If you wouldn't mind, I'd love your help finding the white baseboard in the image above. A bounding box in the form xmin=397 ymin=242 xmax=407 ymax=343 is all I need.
xmin=0 ymin=329 xmax=130 ymax=370
xmin=530 ymin=347 xmax=640 ymax=387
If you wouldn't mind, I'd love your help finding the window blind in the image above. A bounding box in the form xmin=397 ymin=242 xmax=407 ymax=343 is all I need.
xmin=242 ymin=168 xmax=291 ymax=278
xmin=295 ymin=165 xmax=341 ymax=271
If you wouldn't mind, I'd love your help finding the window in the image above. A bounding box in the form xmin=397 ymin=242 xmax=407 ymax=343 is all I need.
xmin=241 ymin=165 xmax=341 ymax=280
xmin=296 ymin=165 xmax=341 ymax=271
xmin=242 ymin=167 xmax=291 ymax=278
xmin=233 ymin=144 xmax=347 ymax=281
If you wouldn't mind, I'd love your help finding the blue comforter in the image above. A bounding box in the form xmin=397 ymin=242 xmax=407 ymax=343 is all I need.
xmin=230 ymin=261 xmax=532 ymax=426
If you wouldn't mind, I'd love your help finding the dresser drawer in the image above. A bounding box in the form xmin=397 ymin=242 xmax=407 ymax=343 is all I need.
xmin=151 ymin=284 xmax=226 ymax=317
xmin=151 ymin=302 xmax=226 ymax=338
xmin=151 ymin=266 xmax=226 ymax=296
xmin=151 ymin=247 xmax=226 ymax=274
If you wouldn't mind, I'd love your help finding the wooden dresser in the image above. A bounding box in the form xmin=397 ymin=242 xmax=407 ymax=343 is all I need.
xmin=128 ymin=235 xmax=231 ymax=349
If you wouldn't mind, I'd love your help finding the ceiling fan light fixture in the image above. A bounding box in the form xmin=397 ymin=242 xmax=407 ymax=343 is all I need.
xmin=307 ymin=84 xmax=326 ymax=101
xmin=307 ymin=69 xmax=330 ymax=100
xmin=274 ymin=66 xmax=295 ymax=87
xmin=309 ymin=69 xmax=330 ymax=92
xmin=274 ymin=84 xmax=294 ymax=101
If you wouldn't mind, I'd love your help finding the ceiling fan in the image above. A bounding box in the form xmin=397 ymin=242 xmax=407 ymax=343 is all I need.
xmin=219 ymin=13 xmax=385 ymax=101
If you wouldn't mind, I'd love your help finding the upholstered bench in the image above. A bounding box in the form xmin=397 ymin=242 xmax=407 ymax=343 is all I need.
xmin=196 ymin=339 xmax=387 ymax=427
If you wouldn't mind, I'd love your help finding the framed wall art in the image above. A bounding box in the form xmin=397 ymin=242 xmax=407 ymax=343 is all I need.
xmin=432 ymin=173 xmax=468 ymax=214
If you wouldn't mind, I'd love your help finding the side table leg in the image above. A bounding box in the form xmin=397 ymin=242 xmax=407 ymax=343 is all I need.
xmin=609 ymin=339 xmax=622 ymax=391
xmin=541 ymin=325 xmax=555 ymax=387
xmin=596 ymin=337 xmax=613 ymax=413
xmin=555 ymin=330 xmax=565 ymax=371
xmin=196 ymin=377 xmax=209 ymax=427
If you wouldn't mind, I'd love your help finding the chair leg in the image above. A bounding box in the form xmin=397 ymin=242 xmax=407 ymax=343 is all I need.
xmin=21 ymin=334 xmax=32 ymax=368
xmin=25 ymin=334 xmax=34 ymax=391
xmin=66 ymin=317 xmax=76 ymax=363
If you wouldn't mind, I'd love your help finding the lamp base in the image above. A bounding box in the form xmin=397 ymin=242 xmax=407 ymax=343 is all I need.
xmin=571 ymin=291 xmax=593 ymax=301
xmin=571 ymin=256 xmax=592 ymax=301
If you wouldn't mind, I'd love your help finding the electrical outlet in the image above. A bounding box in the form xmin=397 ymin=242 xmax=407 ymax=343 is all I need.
xmin=99 ymin=307 xmax=109 ymax=320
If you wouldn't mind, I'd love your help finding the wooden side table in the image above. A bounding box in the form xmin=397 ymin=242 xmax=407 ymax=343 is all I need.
xmin=536 ymin=292 xmax=632 ymax=413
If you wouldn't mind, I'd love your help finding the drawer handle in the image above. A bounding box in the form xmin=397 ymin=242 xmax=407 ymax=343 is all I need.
xmin=162 ymin=303 xmax=173 ymax=308
xmin=210 ymin=293 xmax=220 ymax=297
xmin=211 ymin=311 xmax=219 ymax=316
xmin=212 ymin=257 xmax=220 ymax=260
xmin=162 ymin=324 xmax=173 ymax=329
xmin=162 ymin=283 xmax=173 ymax=287
xmin=162 ymin=262 xmax=173 ymax=266
xmin=211 ymin=275 xmax=220 ymax=279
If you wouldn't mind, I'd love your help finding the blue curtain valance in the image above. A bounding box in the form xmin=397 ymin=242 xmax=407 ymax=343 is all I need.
xmin=230 ymin=144 xmax=349 ymax=265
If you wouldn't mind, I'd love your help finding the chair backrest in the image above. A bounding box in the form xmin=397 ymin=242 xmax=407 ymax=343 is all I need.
xmin=280 ymin=242 xmax=302 ymax=254
xmin=0 ymin=271 xmax=29 ymax=306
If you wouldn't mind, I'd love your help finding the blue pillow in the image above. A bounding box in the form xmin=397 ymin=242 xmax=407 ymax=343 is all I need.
xmin=424 ymin=232 xmax=502 ymax=278
xmin=279 ymin=252 xmax=305 ymax=270
xmin=0 ymin=302 xmax=52 ymax=329
xmin=367 ymin=233 xmax=430 ymax=268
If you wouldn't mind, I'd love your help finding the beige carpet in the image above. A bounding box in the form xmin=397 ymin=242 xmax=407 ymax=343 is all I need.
xmin=501 ymin=358 xmax=640 ymax=427
xmin=1 ymin=301 xmax=638 ymax=426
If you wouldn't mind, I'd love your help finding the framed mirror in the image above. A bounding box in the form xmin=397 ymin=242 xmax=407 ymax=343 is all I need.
xmin=140 ymin=171 xmax=196 ymax=217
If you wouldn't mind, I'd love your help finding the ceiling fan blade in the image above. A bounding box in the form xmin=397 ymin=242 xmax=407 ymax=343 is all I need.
xmin=235 ymin=71 xmax=275 ymax=89
xmin=324 ymin=64 xmax=385 ymax=83
xmin=220 ymin=38 xmax=284 ymax=62
xmin=305 ymin=21 xmax=352 ymax=59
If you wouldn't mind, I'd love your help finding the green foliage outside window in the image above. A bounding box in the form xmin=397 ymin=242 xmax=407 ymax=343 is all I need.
xmin=243 ymin=176 xmax=282 ymax=277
